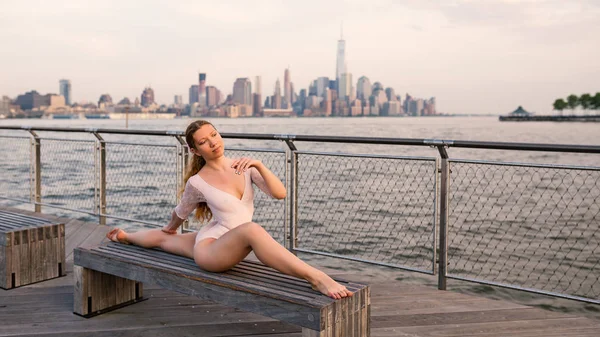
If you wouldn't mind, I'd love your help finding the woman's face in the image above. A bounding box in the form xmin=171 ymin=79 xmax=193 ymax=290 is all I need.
xmin=190 ymin=124 xmax=224 ymax=159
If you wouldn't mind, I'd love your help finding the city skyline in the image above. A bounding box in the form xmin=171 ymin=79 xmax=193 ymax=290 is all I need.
xmin=1 ymin=0 xmax=599 ymax=115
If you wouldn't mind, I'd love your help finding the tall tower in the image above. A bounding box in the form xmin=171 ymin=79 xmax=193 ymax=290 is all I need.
xmin=284 ymin=68 xmax=291 ymax=109
xmin=198 ymin=73 xmax=207 ymax=106
xmin=59 ymin=79 xmax=72 ymax=105
xmin=335 ymin=24 xmax=347 ymax=93
xmin=253 ymin=76 xmax=262 ymax=116
xmin=273 ymin=79 xmax=282 ymax=109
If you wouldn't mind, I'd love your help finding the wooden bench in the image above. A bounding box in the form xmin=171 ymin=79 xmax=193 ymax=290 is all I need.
xmin=74 ymin=242 xmax=371 ymax=337
xmin=0 ymin=210 xmax=66 ymax=289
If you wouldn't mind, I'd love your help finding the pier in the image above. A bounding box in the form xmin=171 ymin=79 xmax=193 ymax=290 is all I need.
xmin=2 ymin=206 xmax=600 ymax=336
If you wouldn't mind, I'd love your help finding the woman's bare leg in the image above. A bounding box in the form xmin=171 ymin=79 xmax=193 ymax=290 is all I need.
xmin=194 ymin=222 xmax=352 ymax=299
xmin=107 ymin=228 xmax=197 ymax=259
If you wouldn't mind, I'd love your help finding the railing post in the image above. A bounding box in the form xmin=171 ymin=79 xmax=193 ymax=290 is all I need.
xmin=28 ymin=131 xmax=41 ymax=213
xmin=436 ymin=145 xmax=449 ymax=290
xmin=282 ymin=138 xmax=298 ymax=253
xmin=91 ymin=132 xmax=106 ymax=225
xmin=174 ymin=135 xmax=189 ymax=233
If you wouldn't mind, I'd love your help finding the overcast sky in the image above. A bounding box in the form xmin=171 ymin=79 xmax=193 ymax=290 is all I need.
xmin=1 ymin=0 xmax=599 ymax=114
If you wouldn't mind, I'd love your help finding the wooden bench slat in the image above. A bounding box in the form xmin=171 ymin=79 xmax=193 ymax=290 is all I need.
xmin=98 ymin=244 xmax=323 ymax=296
xmin=78 ymin=246 xmax=323 ymax=304
xmin=0 ymin=212 xmax=53 ymax=227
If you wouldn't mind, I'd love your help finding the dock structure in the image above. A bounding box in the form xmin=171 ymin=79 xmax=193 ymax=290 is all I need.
xmin=1 ymin=206 xmax=599 ymax=337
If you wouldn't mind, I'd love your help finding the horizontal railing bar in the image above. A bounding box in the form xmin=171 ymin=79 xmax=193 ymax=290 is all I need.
xmin=449 ymin=159 xmax=600 ymax=171
xmin=0 ymin=196 xmax=31 ymax=203
xmin=296 ymin=150 xmax=437 ymax=161
xmin=2 ymin=126 xmax=599 ymax=153
xmin=227 ymin=147 xmax=286 ymax=154
xmin=40 ymin=137 xmax=95 ymax=143
xmin=294 ymin=248 xmax=435 ymax=275
xmin=0 ymin=135 xmax=29 ymax=139
xmin=104 ymin=141 xmax=178 ymax=148
xmin=447 ymin=274 xmax=600 ymax=305
xmin=34 ymin=202 xmax=97 ymax=216
xmin=102 ymin=213 xmax=164 ymax=227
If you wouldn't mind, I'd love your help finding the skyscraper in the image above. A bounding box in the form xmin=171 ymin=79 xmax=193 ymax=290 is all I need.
xmin=357 ymin=76 xmax=372 ymax=101
xmin=141 ymin=87 xmax=155 ymax=107
xmin=284 ymin=68 xmax=291 ymax=109
xmin=335 ymin=26 xmax=347 ymax=93
xmin=232 ymin=78 xmax=252 ymax=105
xmin=316 ymin=77 xmax=330 ymax=98
xmin=273 ymin=79 xmax=282 ymax=109
xmin=198 ymin=73 xmax=207 ymax=106
xmin=189 ymin=85 xmax=199 ymax=104
xmin=253 ymin=76 xmax=262 ymax=116
xmin=59 ymin=79 xmax=72 ymax=105
xmin=206 ymin=86 xmax=218 ymax=107
xmin=339 ymin=73 xmax=352 ymax=101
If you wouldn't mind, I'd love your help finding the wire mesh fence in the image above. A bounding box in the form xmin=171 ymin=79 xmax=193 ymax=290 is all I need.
xmin=447 ymin=160 xmax=600 ymax=302
xmin=0 ymin=136 xmax=31 ymax=203
xmin=40 ymin=138 xmax=96 ymax=214
xmin=104 ymin=142 xmax=180 ymax=226
xmin=294 ymin=152 xmax=438 ymax=273
xmin=186 ymin=148 xmax=287 ymax=245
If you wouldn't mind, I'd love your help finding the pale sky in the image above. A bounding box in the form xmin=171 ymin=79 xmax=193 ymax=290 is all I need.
xmin=1 ymin=0 xmax=599 ymax=115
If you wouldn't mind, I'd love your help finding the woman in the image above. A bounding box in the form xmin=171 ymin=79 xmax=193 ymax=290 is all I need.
xmin=107 ymin=120 xmax=352 ymax=299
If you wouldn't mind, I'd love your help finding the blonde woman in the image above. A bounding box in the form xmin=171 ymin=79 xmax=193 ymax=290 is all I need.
xmin=107 ymin=120 xmax=352 ymax=299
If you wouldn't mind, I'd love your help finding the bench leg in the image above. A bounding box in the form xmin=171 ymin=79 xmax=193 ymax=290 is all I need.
xmin=73 ymin=265 xmax=145 ymax=317
xmin=302 ymin=287 xmax=371 ymax=337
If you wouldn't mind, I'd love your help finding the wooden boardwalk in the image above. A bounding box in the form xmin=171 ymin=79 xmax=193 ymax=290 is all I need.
xmin=1 ymin=206 xmax=599 ymax=337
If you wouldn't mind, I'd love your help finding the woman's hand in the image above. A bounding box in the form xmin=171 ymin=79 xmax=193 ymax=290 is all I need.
xmin=161 ymin=225 xmax=177 ymax=235
xmin=231 ymin=157 xmax=262 ymax=175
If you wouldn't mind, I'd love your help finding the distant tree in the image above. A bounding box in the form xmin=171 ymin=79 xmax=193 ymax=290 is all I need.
xmin=566 ymin=94 xmax=579 ymax=115
xmin=579 ymin=93 xmax=592 ymax=115
xmin=593 ymin=92 xmax=600 ymax=113
xmin=552 ymin=98 xmax=567 ymax=115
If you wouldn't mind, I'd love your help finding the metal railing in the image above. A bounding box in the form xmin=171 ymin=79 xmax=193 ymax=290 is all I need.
xmin=1 ymin=125 xmax=599 ymax=305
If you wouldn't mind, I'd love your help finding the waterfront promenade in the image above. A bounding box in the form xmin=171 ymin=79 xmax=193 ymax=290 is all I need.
xmin=1 ymin=206 xmax=599 ymax=337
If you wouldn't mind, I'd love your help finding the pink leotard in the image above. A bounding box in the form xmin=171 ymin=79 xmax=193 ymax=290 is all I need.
xmin=174 ymin=167 xmax=272 ymax=244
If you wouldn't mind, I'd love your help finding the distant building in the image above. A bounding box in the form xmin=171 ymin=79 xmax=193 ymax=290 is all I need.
xmin=372 ymin=82 xmax=384 ymax=92
xmin=174 ymin=95 xmax=183 ymax=106
xmin=508 ymin=105 xmax=532 ymax=116
xmin=339 ymin=73 xmax=352 ymax=101
xmin=198 ymin=73 xmax=207 ymax=107
xmin=98 ymin=94 xmax=113 ymax=107
xmin=118 ymin=97 xmax=131 ymax=105
xmin=59 ymin=79 xmax=72 ymax=106
xmin=385 ymin=88 xmax=397 ymax=101
xmin=263 ymin=108 xmax=294 ymax=117
xmin=206 ymin=86 xmax=218 ymax=107
xmin=189 ymin=85 xmax=199 ymax=104
xmin=284 ymin=68 xmax=291 ymax=109
xmin=15 ymin=91 xmax=47 ymax=110
xmin=0 ymin=96 xmax=10 ymax=114
xmin=383 ymin=101 xmax=402 ymax=116
xmin=140 ymin=87 xmax=155 ymax=107
xmin=232 ymin=78 xmax=252 ymax=105
xmin=356 ymin=76 xmax=371 ymax=102
xmin=272 ymin=79 xmax=282 ymax=109
xmin=336 ymin=29 xmax=347 ymax=92
xmin=316 ymin=77 xmax=329 ymax=98
xmin=252 ymin=76 xmax=262 ymax=116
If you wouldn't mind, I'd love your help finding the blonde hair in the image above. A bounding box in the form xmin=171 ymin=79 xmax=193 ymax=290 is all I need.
xmin=181 ymin=120 xmax=214 ymax=222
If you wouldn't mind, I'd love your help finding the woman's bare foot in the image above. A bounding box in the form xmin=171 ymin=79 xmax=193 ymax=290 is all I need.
xmin=309 ymin=271 xmax=353 ymax=299
xmin=106 ymin=228 xmax=129 ymax=244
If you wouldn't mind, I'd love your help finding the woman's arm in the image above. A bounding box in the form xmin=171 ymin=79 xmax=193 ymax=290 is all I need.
xmin=232 ymin=158 xmax=287 ymax=199
xmin=162 ymin=211 xmax=186 ymax=234
xmin=253 ymin=161 xmax=286 ymax=199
